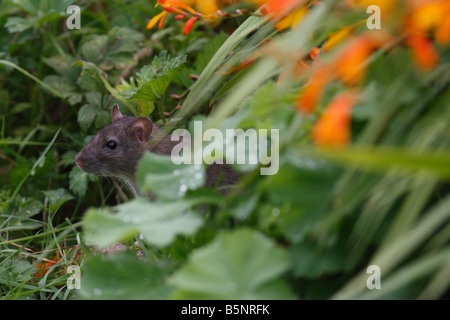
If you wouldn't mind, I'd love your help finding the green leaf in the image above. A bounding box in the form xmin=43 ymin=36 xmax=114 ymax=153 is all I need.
xmin=0 ymin=194 xmax=43 ymax=231
xmin=42 ymin=75 xmax=78 ymax=99
xmin=81 ymin=35 xmax=108 ymax=65
xmin=308 ymin=146 xmax=450 ymax=180
xmin=5 ymin=17 xmax=35 ymax=33
xmin=75 ymin=61 xmax=105 ymax=93
xmin=119 ymin=51 xmax=186 ymax=110
xmin=80 ymin=27 xmax=144 ymax=70
xmin=80 ymin=251 xmax=172 ymax=300
xmin=262 ymin=151 xmax=340 ymax=243
xmin=42 ymin=188 xmax=74 ymax=213
xmin=8 ymin=0 xmax=39 ymax=14
xmin=290 ymin=240 xmax=353 ymax=279
xmin=77 ymin=103 xmax=99 ymax=130
xmin=82 ymin=198 xmax=203 ymax=248
xmin=69 ymin=166 xmax=89 ymax=197
xmin=136 ymin=152 xmax=205 ymax=200
xmin=194 ymin=32 xmax=228 ymax=73
xmin=169 ymin=228 xmax=296 ymax=300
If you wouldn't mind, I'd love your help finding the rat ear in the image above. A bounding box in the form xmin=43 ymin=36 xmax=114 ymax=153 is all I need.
xmin=111 ymin=104 xmax=124 ymax=122
xmin=131 ymin=117 xmax=153 ymax=144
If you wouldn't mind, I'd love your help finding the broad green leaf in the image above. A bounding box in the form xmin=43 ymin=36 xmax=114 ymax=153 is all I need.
xmin=290 ymin=239 xmax=354 ymax=279
xmin=77 ymin=103 xmax=99 ymax=131
xmin=5 ymin=17 xmax=35 ymax=33
xmin=75 ymin=60 xmax=105 ymax=93
xmin=262 ymin=151 xmax=340 ymax=243
xmin=82 ymin=198 xmax=203 ymax=248
xmin=81 ymin=35 xmax=108 ymax=64
xmin=169 ymin=228 xmax=296 ymax=300
xmin=136 ymin=152 xmax=205 ymax=200
xmin=80 ymin=27 xmax=144 ymax=70
xmin=80 ymin=251 xmax=172 ymax=300
xmin=43 ymin=75 xmax=78 ymax=100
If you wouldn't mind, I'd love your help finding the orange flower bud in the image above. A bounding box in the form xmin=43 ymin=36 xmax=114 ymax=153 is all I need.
xmin=309 ymin=47 xmax=320 ymax=60
xmin=264 ymin=0 xmax=306 ymax=19
xmin=183 ymin=17 xmax=198 ymax=35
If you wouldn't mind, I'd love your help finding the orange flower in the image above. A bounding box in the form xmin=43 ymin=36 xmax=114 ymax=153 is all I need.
xmin=311 ymin=91 xmax=357 ymax=148
xmin=147 ymin=0 xmax=198 ymax=30
xmin=146 ymin=10 xmax=169 ymax=29
xmin=309 ymin=47 xmax=320 ymax=60
xmin=435 ymin=16 xmax=450 ymax=46
xmin=323 ymin=26 xmax=352 ymax=52
xmin=35 ymin=255 xmax=59 ymax=278
xmin=275 ymin=6 xmax=308 ymax=30
xmin=408 ymin=0 xmax=450 ymax=46
xmin=335 ymin=36 xmax=374 ymax=85
xmin=407 ymin=34 xmax=439 ymax=71
xmin=158 ymin=0 xmax=197 ymax=15
xmin=296 ymin=66 xmax=331 ymax=114
xmin=185 ymin=0 xmax=219 ymax=15
xmin=262 ymin=0 xmax=306 ymax=20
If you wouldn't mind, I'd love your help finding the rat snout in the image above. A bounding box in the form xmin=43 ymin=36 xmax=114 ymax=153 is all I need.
xmin=74 ymin=152 xmax=85 ymax=168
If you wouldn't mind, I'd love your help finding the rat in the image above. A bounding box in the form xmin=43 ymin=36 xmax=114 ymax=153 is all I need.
xmin=74 ymin=104 xmax=239 ymax=198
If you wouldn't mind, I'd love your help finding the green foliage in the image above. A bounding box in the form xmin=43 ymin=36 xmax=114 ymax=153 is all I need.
xmin=83 ymin=198 xmax=203 ymax=248
xmin=137 ymin=151 xmax=205 ymax=199
xmin=0 ymin=0 xmax=449 ymax=301
xmin=169 ymin=228 xmax=295 ymax=299
xmin=117 ymin=51 xmax=186 ymax=116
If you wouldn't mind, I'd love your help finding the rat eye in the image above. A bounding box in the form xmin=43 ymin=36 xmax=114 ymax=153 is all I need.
xmin=106 ymin=140 xmax=117 ymax=150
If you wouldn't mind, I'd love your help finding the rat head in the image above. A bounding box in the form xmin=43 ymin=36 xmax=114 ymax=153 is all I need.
xmin=75 ymin=104 xmax=154 ymax=180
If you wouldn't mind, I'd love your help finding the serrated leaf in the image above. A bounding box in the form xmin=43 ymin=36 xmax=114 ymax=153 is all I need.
xmin=82 ymin=198 xmax=203 ymax=248
xmin=77 ymin=103 xmax=99 ymax=131
xmin=69 ymin=166 xmax=89 ymax=197
xmin=42 ymin=188 xmax=74 ymax=213
xmin=75 ymin=60 xmax=105 ymax=93
xmin=169 ymin=228 xmax=296 ymax=299
xmin=119 ymin=52 xmax=186 ymax=106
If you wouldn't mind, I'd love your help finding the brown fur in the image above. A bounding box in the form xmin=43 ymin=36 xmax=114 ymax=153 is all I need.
xmin=75 ymin=104 xmax=239 ymax=197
